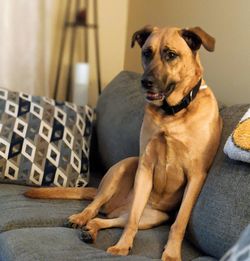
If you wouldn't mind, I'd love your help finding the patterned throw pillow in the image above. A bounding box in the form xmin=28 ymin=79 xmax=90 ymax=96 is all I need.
xmin=224 ymin=108 xmax=250 ymax=163
xmin=0 ymin=88 xmax=93 ymax=187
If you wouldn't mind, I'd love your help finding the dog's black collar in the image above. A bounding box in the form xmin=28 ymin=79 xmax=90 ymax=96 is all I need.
xmin=160 ymin=79 xmax=202 ymax=115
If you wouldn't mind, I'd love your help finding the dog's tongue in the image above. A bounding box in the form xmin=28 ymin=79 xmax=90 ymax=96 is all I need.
xmin=146 ymin=91 xmax=164 ymax=101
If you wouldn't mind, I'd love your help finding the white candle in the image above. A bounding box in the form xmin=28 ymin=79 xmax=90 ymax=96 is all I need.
xmin=72 ymin=63 xmax=90 ymax=105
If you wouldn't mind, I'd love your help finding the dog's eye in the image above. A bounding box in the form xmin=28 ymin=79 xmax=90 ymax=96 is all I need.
xmin=165 ymin=51 xmax=178 ymax=61
xmin=142 ymin=48 xmax=153 ymax=59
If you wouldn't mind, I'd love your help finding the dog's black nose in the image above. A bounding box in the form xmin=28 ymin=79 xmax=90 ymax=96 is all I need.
xmin=141 ymin=77 xmax=154 ymax=89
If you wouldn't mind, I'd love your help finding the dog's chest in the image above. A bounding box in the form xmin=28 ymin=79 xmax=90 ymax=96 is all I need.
xmin=139 ymin=109 xmax=177 ymax=153
xmin=139 ymin=114 xmax=161 ymax=154
xmin=140 ymin=110 xmax=187 ymax=211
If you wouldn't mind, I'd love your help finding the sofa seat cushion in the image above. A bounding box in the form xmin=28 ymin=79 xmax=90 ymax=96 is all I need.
xmin=0 ymin=166 xmax=104 ymax=232
xmin=0 ymin=184 xmax=202 ymax=260
xmin=0 ymin=227 xmax=149 ymax=261
xmin=188 ymin=104 xmax=250 ymax=259
xmin=0 ymin=227 xmax=203 ymax=261
xmin=0 ymin=183 xmax=89 ymax=232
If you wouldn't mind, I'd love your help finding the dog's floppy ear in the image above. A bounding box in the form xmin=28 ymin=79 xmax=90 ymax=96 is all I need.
xmin=180 ymin=27 xmax=215 ymax=52
xmin=131 ymin=25 xmax=155 ymax=48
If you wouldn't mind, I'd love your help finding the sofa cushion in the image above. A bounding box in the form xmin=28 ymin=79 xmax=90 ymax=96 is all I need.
xmin=188 ymin=104 xmax=250 ymax=259
xmin=0 ymin=171 xmax=102 ymax=232
xmin=0 ymin=227 xmax=150 ymax=261
xmin=0 ymin=183 xmax=89 ymax=232
xmin=0 ymin=183 xmax=202 ymax=260
xmin=96 ymin=71 xmax=144 ymax=169
xmin=0 ymin=227 xmax=202 ymax=261
xmin=0 ymin=87 xmax=93 ymax=187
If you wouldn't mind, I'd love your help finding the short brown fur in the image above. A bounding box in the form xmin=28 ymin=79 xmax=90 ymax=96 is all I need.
xmin=25 ymin=26 xmax=222 ymax=261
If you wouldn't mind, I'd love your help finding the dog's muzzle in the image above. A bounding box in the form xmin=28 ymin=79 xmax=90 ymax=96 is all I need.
xmin=141 ymin=77 xmax=154 ymax=89
xmin=141 ymin=76 xmax=176 ymax=102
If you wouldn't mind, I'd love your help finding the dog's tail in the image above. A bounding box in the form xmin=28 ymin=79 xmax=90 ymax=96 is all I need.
xmin=24 ymin=187 xmax=97 ymax=200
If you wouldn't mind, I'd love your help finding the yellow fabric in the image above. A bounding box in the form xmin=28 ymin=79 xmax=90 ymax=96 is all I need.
xmin=232 ymin=118 xmax=250 ymax=151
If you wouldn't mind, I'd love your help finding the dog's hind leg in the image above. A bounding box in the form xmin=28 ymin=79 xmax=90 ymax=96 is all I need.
xmin=67 ymin=157 xmax=138 ymax=228
xmin=81 ymin=207 xmax=169 ymax=244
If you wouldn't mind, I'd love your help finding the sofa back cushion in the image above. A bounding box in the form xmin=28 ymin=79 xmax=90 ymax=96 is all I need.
xmin=188 ymin=104 xmax=250 ymax=259
xmin=96 ymin=71 xmax=144 ymax=169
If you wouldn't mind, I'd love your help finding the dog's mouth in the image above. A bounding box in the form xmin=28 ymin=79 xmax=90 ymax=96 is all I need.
xmin=145 ymin=84 xmax=176 ymax=103
xmin=146 ymin=91 xmax=165 ymax=101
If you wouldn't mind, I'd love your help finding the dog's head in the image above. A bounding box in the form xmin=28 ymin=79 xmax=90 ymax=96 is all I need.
xmin=131 ymin=26 xmax=215 ymax=106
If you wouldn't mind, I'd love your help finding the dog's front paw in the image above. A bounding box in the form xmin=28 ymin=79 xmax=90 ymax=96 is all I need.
xmin=80 ymin=220 xmax=99 ymax=243
xmin=63 ymin=219 xmax=78 ymax=229
xmin=80 ymin=228 xmax=95 ymax=243
xmin=65 ymin=209 xmax=95 ymax=228
xmin=161 ymin=249 xmax=181 ymax=261
xmin=107 ymin=245 xmax=130 ymax=256
xmin=66 ymin=213 xmax=88 ymax=228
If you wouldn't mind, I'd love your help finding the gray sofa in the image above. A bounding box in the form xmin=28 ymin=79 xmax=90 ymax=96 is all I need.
xmin=0 ymin=71 xmax=249 ymax=261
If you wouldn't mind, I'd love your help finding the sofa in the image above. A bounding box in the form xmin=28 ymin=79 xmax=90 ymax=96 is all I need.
xmin=0 ymin=71 xmax=249 ymax=261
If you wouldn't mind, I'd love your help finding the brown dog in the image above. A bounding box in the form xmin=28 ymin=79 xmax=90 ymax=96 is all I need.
xmin=25 ymin=26 xmax=222 ymax=261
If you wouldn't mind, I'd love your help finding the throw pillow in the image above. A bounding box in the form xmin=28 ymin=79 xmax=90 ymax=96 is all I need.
xmin=0 ymin=88 xmax=93 ymax=187
xmin=224 ymin=108 xmax=250 ymax=163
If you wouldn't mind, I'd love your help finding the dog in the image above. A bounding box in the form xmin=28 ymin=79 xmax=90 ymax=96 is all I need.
xmin=25 ymin=25 xmax=222 ymax=261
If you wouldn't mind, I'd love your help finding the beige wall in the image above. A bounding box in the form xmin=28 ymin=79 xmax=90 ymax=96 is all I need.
xmin=99 ymin=0 xmax=128 ymax=87
xmin=125 ymin=0 xmax=250 ymax=105
xmin=88 ymin=0 xmax=129 ymax=105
